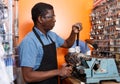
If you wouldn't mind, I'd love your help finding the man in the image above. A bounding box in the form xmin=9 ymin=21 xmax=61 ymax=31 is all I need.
xmin=18 ymin=2 xmax=82 ymax=84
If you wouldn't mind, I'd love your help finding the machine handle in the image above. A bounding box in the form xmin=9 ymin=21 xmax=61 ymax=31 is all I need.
xmin=76 ymin=32 xmax=79 ymax=46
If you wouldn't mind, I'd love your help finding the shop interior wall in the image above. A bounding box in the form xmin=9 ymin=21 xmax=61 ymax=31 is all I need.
xmin=18 ymin=0 xmax=93 ymax=67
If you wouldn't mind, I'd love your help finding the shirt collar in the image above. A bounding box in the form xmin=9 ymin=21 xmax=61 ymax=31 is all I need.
xmin=34 ymin=27 xmax=50 ymax=36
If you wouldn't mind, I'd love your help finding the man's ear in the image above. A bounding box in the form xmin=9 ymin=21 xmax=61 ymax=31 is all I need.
xmin=38 ymin=16 xmax=42 ymax=23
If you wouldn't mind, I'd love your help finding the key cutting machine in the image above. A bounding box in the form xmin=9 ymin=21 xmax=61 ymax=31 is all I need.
xmin=65 ymin=52 xmax=120 ymax=84
xmin=65 ymin=33 xmax=120 ymax=84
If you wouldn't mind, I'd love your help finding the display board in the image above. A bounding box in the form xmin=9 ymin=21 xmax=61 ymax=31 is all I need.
xmin=90 ymin=0 xmax=120 ymax=72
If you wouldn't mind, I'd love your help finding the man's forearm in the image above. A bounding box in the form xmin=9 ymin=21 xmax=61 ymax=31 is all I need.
xmin=65 ymin=30 xmax=76 ymax=48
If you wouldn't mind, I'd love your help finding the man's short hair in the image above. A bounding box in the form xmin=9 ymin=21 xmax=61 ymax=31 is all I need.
xmin=31 ymin=2 xmax=53 ymax=24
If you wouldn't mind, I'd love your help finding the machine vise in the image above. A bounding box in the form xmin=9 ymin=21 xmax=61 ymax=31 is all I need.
xmin=65 ymin=52 xmax=120 ymax=84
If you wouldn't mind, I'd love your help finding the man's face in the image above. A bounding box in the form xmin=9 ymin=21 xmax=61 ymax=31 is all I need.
xmin=41 ymin=9 xmax=56 ymax=32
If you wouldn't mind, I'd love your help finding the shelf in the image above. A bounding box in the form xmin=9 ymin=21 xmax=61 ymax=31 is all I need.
xmin=90 ymin=0 xmax=120 ymax=71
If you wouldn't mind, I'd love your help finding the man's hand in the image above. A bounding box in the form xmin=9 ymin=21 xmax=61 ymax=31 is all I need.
xmin=72 ymin=23 xmax=82 ymax=33
xmin=58 ymin=63 xmax=72 ymax=77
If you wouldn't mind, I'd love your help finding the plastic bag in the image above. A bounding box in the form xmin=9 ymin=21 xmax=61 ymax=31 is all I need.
xmin=0 ymin=43 xmax=11 ymax=84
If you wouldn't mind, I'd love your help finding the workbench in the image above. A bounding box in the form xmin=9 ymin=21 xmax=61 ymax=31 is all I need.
xmin=62 ymin=77 xmax=120 ymax=84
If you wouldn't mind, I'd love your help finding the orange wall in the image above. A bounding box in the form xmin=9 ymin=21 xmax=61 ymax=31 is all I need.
xmin=19 ymin=0 xmax=93 ymax=67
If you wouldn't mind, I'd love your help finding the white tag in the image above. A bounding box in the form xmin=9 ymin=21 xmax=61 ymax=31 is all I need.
xmin=75 ymin=46 xmax=80 ymax=53
xmin=68 ymin=48 xmax=75 ymax=53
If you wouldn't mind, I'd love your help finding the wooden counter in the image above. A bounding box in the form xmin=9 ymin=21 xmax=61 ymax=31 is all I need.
xmin=61 ymin=77 xmax=120 ymax=84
